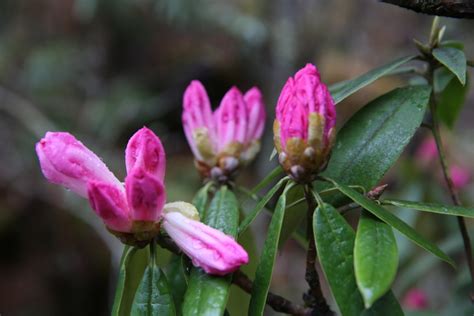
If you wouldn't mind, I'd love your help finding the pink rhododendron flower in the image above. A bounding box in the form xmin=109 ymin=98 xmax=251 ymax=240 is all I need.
xmin=182 ymin=81 xmax=265 ymax=181
xmin=36 ymin=128 xmax=248 ymax=275
xmin=273 ymin=63 xmax=336 ymax=182
xmin=402 ymin=288 xmax=428 ymax=310
xmin=451 ymin=165 xmax=471 ymax=190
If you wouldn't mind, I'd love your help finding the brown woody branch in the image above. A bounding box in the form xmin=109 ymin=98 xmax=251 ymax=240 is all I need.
xmin=381 ymin=0 xmax=474 ymax=19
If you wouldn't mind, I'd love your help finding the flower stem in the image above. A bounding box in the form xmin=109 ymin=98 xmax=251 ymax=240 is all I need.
xmin=303 ymin=184 xmax=333 ymax=315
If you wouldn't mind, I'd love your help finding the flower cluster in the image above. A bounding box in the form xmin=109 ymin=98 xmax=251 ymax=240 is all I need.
xmin=36 ymin=128 xmax=248 ymax=275
xmin=274 ymin=64 xmax=336 ymax=183
xmin=182 ymin=81 xmax=266 ymax=182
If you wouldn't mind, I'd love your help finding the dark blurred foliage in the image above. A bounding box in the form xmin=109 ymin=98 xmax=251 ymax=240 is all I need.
xmin=0 ymin=0 xmax=473 ymax=315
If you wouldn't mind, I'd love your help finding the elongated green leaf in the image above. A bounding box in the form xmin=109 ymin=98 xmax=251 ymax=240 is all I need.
xmin=319 ymin=85 xmax=431 ymax=203
xmin=248 ymin=183 xmax=294 ymax=316
xmin=382 ymin=199 xmax=474 ymax=218
xmin=251 ymin=165 xmax=283 ymax=194
xmin=329 ymin=55 xmax=416 ymax=104
xmin=192 ymin=182 xmax=212 ymax=217
xmin=314 ymin=202 xmax=365 ymax=316
xmin=131 ymin=264 xmax=176 ymax=316
xmin=433 ymin=47 xmax=466 ymax=85
xmin=182 ymin=186 xmax=239 ymax=316
xmin=355 ymin=212 xmax=398 ymax=308
xmin=361 ymin=291 xmax=404 ymax=316
xmin=329 ymin=180 xmax=455 ymax=267
xmin=165 ymin=255 xmax=187 ymax=315
xmin=239 ymin=177 xmax=287 ymax=234
xmin=436 ymin=73 xmax=469 ymax=129
xmin=112 ymin=246 xmax=149 ymax=316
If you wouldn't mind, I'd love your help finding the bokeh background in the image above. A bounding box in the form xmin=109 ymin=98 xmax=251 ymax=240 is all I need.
xmin=0 ymin=0 xmax=473 ymax=315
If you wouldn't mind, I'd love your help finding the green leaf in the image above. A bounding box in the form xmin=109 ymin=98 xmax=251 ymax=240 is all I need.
xmin=251 ymin=165 xmax=283 ymax=194
xmin=112 ymin=246 xmax=150 ymax=316
xmin=192 ymin=182 xmax=212 ymax=217
xmin=248 ymin=183 xmax=294 ymax=316
xmin=433 ymin=67 xmax=455 ymax=93
xmin=239 ymin=177 xmax=288 ymax=234
xmin=165 ymin=255 xmax=188 ymax=315
xmin=361 ymin=291 xmax=404 ymax=316
xmin=314 ymin=202 xmax=365 ymax=316
xmin=131 ymin=264 xmax=176 ymax=316
xmin=432 ymin=47 xmax=466 ymax=85
xmin=329 ymin=55 xmax=416 ymax=104
xmin=355 ymin=212 xmax=398 ymax=308
xmin=328 ymin=180 xmax=455 ymax=267
xmin=440 ymin=40 xmax=464 ymax=51
xmin=382 ymin=199 xmax=474 ymax=218
xmin=319 ymin=85 xmax=431 ymax=201
xmin=436 ymin=73 xmax=469 ymax=129
xmin=182 ymin=186 xmax=239 ymax=316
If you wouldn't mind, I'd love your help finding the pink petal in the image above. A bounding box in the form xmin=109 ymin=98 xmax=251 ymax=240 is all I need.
xmin=416 ymin=138 xmax=438 ymax=164
xmin=451 ymin=165 xmax=471 ymax=190
xmin=36 ymin=132 xmax=122 ymax=198
xmin=183 ymin=80 xmax=215 ymax=132
xmin=244 ymin=87 xmax=266 ymax=143
xmin=125 ymin=168 xmax=166 ymax=222
xmin=125 ymin=127 xmax=166 ymax=182
xmin=402 ymin=288 xmax=428 ymax=310
xmin=162 ymin=212 xmax=248 ymax=275
xmin=215 ymin=87 xmax=248 ymax=151
xmin=280 ymin=101 xmax=308 ymax=148
xmin=87 ymin=181 xmax=132 ymax=232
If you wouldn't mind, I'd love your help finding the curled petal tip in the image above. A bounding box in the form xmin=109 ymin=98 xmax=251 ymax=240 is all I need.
xmin=125 ymin=127 xmax=166 ymax=182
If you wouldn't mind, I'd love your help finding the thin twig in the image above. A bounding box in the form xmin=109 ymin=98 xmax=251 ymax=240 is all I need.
xmin=303 ymin=184 xmax=333 ymax=315
xmin=425 ymin=56 xmax=474 ymax=301
xmin=156 ymin=234 xmax=310 ymax=315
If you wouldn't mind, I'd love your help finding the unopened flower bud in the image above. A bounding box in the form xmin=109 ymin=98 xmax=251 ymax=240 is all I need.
xmin=162 ymin=211 xmax=248 ymax=275
xmin=274 ymin=64 xmax=336 ymax=182
xmin=125 ymin=127 xmax=166 ymax=182
xmin=36 ymin=132 xmax=122 ymax=198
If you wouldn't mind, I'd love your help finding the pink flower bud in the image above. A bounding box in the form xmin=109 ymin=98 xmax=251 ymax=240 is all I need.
xmin=244 ymin=87 xmax=266 ymax=143
xmin=125 ymin=127 xmax=166 ymax=182
xmin=402 ymin=288 xmax=428 ymax=310
xmin=274 ymin=64 xmax=336 ymax=182
xmin=215 ymin=87 xmax=248 ymax=152
xmin=87 ymin=181 xmax=132 ymax=232
xmin=36 ymin=132 xmax=122 ymax=198
xmin=451 ymin=165 xmax=471 ymax=190
xmin=416 ymin=138 xmax=438 ymax=165
xmin=162 ymin=212 xmax=248 ymax=275
xmin=182 ymin=81 xmax=217 ymax=163
xmin=125 ymin=168 xmax=166 ymax=222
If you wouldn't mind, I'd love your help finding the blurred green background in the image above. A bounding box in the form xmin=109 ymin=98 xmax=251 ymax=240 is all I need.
xmin=0 ymin=0 xmax=473 ymax=315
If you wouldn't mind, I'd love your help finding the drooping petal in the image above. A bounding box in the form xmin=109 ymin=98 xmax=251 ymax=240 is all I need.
xmin=36 ymin=132 xmax=122 ymax=198
xmin=215 ymin=87 xmax=248 ymax=151
xmin=162 ymin=212 xmax=248 ymax=275
xmin=125 ymin=168 xmax=166 ymax=222
xmin=125 ymin=127 xmax=166 ymax=182
xmin=244 ymin=87 xmax=266 ymax=143
xmin=87 ymin=181 xmax=131 ymax=232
